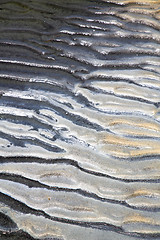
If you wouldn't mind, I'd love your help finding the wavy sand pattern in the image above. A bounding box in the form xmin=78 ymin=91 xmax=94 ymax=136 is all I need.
xmin=0 ymin=0 xmax=160 ymax=239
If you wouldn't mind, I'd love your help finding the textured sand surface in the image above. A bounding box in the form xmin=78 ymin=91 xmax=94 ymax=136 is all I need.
xmin=0 ymin=0 xmax=160 ymax=239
